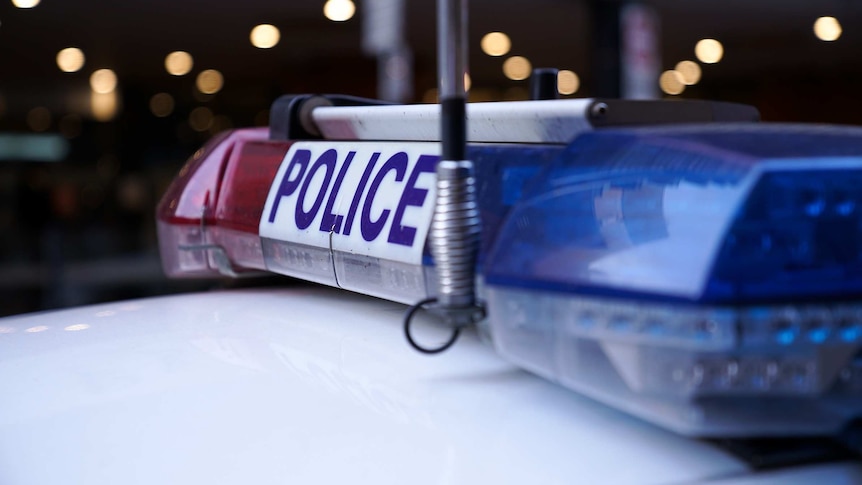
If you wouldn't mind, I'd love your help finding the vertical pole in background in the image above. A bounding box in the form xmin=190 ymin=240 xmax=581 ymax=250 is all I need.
xmin=362 ymin=0 xmax=413 ymax=103
xmin=590 ymin=1 xmax=661 ymax=99
xmin=621 ymin=3 xmax=660 ymax=99
xmin=404 ymin=0 xmax=483 ymax=354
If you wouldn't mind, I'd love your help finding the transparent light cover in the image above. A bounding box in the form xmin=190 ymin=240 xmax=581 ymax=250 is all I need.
xmin=487 ymin=286 xmax=862 ymax=436
xmin=156 ymin=128 xmax=287 ymax=278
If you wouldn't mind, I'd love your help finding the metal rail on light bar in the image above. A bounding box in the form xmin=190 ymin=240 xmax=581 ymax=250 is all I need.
xmin=310 ymin=98 xmax=760 ymax=144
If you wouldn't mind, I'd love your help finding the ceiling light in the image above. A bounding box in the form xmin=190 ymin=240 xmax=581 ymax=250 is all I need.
xmin=91 ymin=92 xmax=119 ymax=121
xmin=814 ymin=16 xmax=842 ymax=41
xmin=674 ymin=60 xmax=701 ymax=85
xmin=56 ymin=48 xmax=85 ymax=73
xmin=503 ymin=56 xmax=531 ymax=81
xmin=12 ymin=0 xmax=39 ymax=8
xmin=694 ymin=39 xmax=723 ymax=64
xmin=481 ymin=32 xmax=511 ymax=57
xmin=324 ymin=0 xmax=355 ymax=22
xmin=165 ymin=51 xmax=193 ymax=76
xmin=250 ymin=24 xmax=281 ymax=48
xmin=557 ymin=70 xmax=580 ymax=95
xmin=196 ymin=69 xmax=223 ymax=95
xmin=90 ymin=69 xmax=117 ymax=94
xmin=659 ymin=70 xmax=685 ymax=95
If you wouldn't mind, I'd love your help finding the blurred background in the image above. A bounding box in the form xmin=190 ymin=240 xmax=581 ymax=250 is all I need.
xmin=1 ymin=0 xmax=861 ymax=316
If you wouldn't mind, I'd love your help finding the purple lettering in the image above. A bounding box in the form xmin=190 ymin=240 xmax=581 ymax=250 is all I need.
xmin=295 ymin=149 xmax=337 ymax=230
xmin=388 ymin=154 xmax=437 ymax=246
xmin=320 ymin=151 xmax=355 ymax=234
xmin=361 ymin=152 xmax=407 ymax=242
xmin=343 ymin=152 xmax=380 ymax=236
xmin=267 ymin=149 xmax=311 ymax=223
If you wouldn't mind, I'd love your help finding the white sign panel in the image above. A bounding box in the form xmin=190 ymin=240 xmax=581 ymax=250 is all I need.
xmin=260 ymin=142 xmax=439 ymax=265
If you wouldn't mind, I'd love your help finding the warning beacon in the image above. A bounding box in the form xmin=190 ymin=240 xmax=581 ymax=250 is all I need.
xmin=156 ymin=11 xmax=862 ymax=439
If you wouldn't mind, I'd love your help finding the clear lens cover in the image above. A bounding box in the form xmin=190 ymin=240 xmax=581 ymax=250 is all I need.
xmin=261 ymin=238 xmax=336 ymax=286
xmin=156 ymin=220 xmax=220 ymax=278
xmin=333 ymin=252 xmax=429 ymax=304
xmin=487 ymin=286 xmax=862 ymax=436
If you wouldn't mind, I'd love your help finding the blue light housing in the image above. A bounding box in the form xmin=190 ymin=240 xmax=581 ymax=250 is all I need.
xmin=708 ymin=167 xmax=862 ymax=302
xmin=485 ymin=124 xmax=862 ymax=304
xmin=482 ymin=124 xmax=862 ymax=436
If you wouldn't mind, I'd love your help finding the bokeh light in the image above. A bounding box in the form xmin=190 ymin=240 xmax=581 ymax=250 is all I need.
xmin=196 ymin=69 xmax=224 ymax=94
xmin=503 ymin=56 xmax=532 ymax=81
xmin=674 ymin=60 xmax=702 ymax=85
xmin=91 ymin=92 xmax=119 ymax=121
xmin=481 ymin=32 xmax=511 ymax=57
xmin=12 ymin=0 xmax=39 ymax=8
xmin=165 ymin=51 xmax=193 ymax=76
xmin=250 ymin=24 xmax=281 ymax=48
xmin=814 ymin=16 xmax=842 ymax=41
xmin=557 ymin=70 xmax=580 ymax=95
xmin=189 ymin=106 xmax=214 ymax=132
xmin=56 ymin=48 xmax=85 ymax=73
xmin=90 ymin=69 xmax=118 ymax=94
xmin=695 ymin=38 xmax=723 ymax=64
xmin=659 ymin=70 xmax=685 ymax=95
xmin=324 ymin=0 xmax=355 ymax=22
xmin=149 ymin=93 xmax=175 ymax=117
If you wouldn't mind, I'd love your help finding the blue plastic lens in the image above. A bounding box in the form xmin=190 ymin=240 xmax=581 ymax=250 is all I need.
xmin=840 ymin=319 xmax=862 ymax=342
xmin=708 ymin=168 xmax=862 ymax=301
xmin=484 ymin=124 xmax=862 ymax=304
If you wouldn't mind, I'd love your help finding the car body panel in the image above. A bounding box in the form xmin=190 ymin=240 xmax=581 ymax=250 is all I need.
xmin=0 ymin=287 xmax=858 ymax=484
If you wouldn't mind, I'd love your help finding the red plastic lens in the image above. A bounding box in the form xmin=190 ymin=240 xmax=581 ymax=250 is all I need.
xmin=215 ymin=139 xmax=291 ymax=233
xmin=210 ymin=138 xmax=293 ymax=271
xmin=156 ymin=128 xmax=290 ymax=278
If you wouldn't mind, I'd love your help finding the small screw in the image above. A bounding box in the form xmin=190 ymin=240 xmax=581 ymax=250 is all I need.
xmin=590 ymin=102 xmax=609 ymax=118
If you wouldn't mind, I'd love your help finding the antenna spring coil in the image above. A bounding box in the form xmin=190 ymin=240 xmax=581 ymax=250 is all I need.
xmin=430 ymin=159 xmax=481 ymax=311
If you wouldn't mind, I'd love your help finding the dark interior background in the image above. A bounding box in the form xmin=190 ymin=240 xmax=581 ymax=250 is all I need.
xmin=2 ymin=0 xmax=862 ymax=316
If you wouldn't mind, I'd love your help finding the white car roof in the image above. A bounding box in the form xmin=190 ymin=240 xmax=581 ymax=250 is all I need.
xmin=0 ymin=287 xmax=859 ymax=484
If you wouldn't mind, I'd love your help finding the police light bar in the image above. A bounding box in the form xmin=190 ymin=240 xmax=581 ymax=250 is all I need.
xmin=157 ymin=95 xmax=862 ymax=437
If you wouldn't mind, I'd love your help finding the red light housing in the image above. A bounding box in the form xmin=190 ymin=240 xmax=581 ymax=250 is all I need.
xmin=156 ymin=128 xmax=291 ymax=278
xmin=210 ymin=138 xmax=292 ymax=272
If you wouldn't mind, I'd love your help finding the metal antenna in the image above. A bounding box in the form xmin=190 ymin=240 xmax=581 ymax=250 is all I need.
xmin=437 ymin=0 xmax=468 ymax=161
xmin=403 ymin=0 xmax=484 ymax=353
xmin=431 ymin=0 xmax=483 ymax=323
